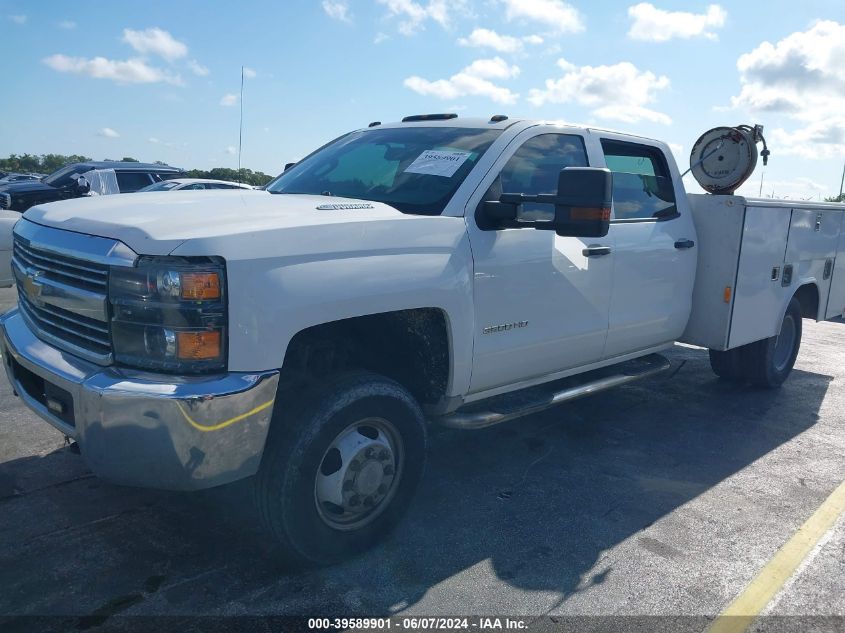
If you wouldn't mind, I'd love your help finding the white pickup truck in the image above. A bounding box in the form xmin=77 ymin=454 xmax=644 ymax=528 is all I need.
xmin=3 ymin=115 xmax=845 ymax=564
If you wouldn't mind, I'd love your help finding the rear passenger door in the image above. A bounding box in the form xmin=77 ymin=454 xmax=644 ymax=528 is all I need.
xmin=599 ymin=138 xmax=697 ymax=358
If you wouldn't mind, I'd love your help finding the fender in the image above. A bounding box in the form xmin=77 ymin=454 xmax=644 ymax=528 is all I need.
xmin=172 ymin=214 xmax=476 ymax=398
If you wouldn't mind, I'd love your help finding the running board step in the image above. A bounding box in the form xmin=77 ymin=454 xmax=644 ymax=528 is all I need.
xmin=434 ymin=354 xmax=671 ymax=430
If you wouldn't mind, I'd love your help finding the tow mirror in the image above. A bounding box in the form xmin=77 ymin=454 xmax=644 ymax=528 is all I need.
xmin=482 ymin=167 xmax=612 ymax=238
xmin=75 ymin=176 xmax=91 ymax=196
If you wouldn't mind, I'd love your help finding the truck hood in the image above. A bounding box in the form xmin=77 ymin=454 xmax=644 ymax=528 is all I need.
xmin=23 ymin=190 xmax=424 ymax=255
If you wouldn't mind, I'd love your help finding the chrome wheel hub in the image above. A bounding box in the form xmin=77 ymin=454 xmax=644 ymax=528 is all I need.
xmin=314 ymin=417 xmax=402 ymax=530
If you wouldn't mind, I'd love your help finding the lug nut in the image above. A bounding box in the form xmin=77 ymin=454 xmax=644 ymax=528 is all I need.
xmin=349 ymin=495 xmax=361 ymax=507
xmin=364 ymin=496 xmax=375 ymax=507
xmin=378 ymin=450 xmax=389 ymax=460
xmin=383 ymin=465 xmax=394 ymax=476
xmin=343 ymin=480 xmax=354 ymax=491
xmin=365 ymin=447 xmax=375 ymax=458
xmin=349 ymin=460 xmax=361 ymax=472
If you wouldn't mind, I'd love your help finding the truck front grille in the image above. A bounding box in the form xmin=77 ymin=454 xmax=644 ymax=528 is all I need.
xmin=13 ymin=238 xmax=109 ymax=294
xmin=11 ymin=220 xmax=137 ymax=365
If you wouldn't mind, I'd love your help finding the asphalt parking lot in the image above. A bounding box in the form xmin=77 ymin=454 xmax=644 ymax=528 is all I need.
xmin=0 ymin=285 xmax=843 ymax=630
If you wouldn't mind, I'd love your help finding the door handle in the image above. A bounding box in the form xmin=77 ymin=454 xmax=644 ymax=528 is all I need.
xmin=674 ymin=239 xmax=695 ymax=250
xmin=582 ymin=245 xmax=612 ymax=257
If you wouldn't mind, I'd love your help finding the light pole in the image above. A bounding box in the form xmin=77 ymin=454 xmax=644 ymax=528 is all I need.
xmin=839 ymin=159 xmax=845 ymax=202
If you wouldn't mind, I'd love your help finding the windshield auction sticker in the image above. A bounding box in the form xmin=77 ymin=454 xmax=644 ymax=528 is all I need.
xmin=404 ymin=149 xmax=472 ymax=178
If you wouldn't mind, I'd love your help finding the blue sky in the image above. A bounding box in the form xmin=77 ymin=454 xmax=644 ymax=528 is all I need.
xmin=1 ymin=0 xmax=844 ymax=199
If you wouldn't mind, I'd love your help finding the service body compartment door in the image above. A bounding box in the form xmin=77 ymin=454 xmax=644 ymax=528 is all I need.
xmin=825 ymin=213 xmax=845 ymax=319
xmin=728 ymin=206 xmax=792 ymax=348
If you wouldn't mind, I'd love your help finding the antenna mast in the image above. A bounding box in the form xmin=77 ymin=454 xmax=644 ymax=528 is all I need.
xmin=238 ymin=66 xmax=244 ymax=182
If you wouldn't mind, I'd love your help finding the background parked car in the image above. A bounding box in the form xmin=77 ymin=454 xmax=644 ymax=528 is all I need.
xmin=0 ymin=173 xmax=44 ymax=184
xmin=136 ymin=178 xmax=255 ymax=192
xmin=0 ymin=161 xmax=183 ymax=212
xmin=0 ymin=210 xmax=18 ymax=288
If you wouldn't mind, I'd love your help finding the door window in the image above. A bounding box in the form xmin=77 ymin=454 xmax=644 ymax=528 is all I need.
xmin=116 ymin=172 xmax=154 ymax=192
xmin=487 ymin=134 xmax=588 ymax=221
xmin=601 ymin=140 xmax=677 ymax=220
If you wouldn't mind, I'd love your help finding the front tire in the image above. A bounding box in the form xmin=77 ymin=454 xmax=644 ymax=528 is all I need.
xmin=254 ymin=371 xmax=427 ymax=565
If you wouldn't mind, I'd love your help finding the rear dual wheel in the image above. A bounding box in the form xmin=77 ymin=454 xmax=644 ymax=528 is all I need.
xmin=708 ymin=296 xmax=802 ymax=388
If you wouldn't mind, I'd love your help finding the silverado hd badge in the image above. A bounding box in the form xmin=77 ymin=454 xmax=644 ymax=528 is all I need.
xmin=316 ymin=203 xmax=375 ymax=210
xmin=483 ymin=321 xmax=529 ymax=334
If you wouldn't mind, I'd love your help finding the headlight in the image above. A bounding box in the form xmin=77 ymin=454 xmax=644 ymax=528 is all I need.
xmin=109 ymin=256 xmax=227 ymax=373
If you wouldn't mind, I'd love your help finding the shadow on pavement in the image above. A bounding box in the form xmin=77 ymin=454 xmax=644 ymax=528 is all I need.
xmin=0 ymin=345 xmax=834 ymax=621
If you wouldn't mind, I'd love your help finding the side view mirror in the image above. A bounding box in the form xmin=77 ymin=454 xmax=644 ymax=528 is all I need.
xmin=481 ymin=167 xmax=612 ymax=238
xmin=75 ymin=176 xmax=91 ymax=196
xmin=284 ymin=162 xmax=296 ymax=172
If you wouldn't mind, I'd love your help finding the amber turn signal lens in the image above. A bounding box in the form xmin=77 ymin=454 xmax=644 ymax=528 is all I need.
xmin=181 ymin=272 xmax=221 ymax=300
xmin=570 ymin=207 xmax=611 ymax=221
xmin=724 ymin=286 xmax=733 ymax=303
xmin=177 ymin=330 xmax=222 ymax=360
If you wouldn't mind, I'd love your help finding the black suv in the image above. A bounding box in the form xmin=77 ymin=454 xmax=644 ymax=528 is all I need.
xmin=0 ymin=161 xmax=184 ymax=212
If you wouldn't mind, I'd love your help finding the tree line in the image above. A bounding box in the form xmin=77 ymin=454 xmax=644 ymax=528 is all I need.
xmin=0 ymin=154 xmax=276 ymax=187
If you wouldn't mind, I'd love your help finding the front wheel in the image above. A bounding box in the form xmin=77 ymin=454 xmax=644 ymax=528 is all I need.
xmin=254 ymin=371 xmax=427 ymax=565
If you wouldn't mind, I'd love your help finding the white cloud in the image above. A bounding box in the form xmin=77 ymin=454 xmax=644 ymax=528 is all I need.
xmin=122 ymin=27 xmax=188 ymax=61
xmin=149 ymin=137 xmax=176 ymax=147
xmin=627 ymin=3 xmax=726 ymax=42
xmin=322 ymin=0 xmax=351 ymax=22
xmin=528 ymin=59 xmax=672 ymax=125
xmin=501 ymin=0 xmax=584 ymax=34
xmin=43 ymin=54 xmax=183 ymax=85
xmin=226 ymin=146 xmax=237 ymax=155
xmin=404 ymin=57 xmax=520 ymax=104
xmin=98 ymin=127 xmax=120 ymax=138
xmin=58 ymin=20 xmax=76 ymax=30
xmin=8 ymin=14 xmax=26 ymax=24
xmin=187 ymin=59 xmax=209 ymax=76
xmin=377 ymin=0 xmax=465 ymax=35
xmin=463 ymin=57 xmax=520 ymax=79
xmin=730 ymin=21 xmax=845 ymax=158
xmin=243 ymin=67 xmax=257 ymax=79
xmin=736 ymin=175 xmax=828 ymax=200
xmin=220 ymin=93 xmax=238 ymax=106
xmin=458 ymin=28 xmax=543 ymax=53
xmin=374 ymin=32 xmax=390 ymax=44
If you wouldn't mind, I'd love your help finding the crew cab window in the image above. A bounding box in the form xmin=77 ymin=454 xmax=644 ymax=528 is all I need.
xmin=488 ymin=133 xmax=588 ymax=221
xmin=601 ymin=140 xmax=677 ymax=220
xmin=116 ymin=172 xmax=154 ymax=193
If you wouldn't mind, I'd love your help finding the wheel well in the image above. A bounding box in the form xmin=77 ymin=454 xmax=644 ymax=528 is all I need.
xmin=280 ymin=309 xmax=450 ymax=406
xmin=794 ymin=283 xmax=820 ymax=319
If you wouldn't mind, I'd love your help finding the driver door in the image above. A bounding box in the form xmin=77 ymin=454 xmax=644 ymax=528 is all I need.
xmin=465 ymin=129 xmax=614 ymax=395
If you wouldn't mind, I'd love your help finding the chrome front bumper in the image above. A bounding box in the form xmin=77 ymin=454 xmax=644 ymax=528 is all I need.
xmin=0 ymin=309 xmax=279 ymax=490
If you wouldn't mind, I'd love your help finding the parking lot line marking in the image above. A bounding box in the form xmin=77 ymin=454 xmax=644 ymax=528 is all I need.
xmin=705 ymin=479 xmax=845 ymax=633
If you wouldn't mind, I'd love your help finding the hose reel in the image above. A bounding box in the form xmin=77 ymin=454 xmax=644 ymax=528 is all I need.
xmin=688 ymin=124 xmax=770 ymax=195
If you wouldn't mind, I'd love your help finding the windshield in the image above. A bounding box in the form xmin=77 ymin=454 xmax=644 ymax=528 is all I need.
xmin=266 ymin=127 xmax=501 ymax=215
xmin=137 ymin=180 xmax=181 ymax=192
xmin=43 ymin=164 xmax=91 ymax=188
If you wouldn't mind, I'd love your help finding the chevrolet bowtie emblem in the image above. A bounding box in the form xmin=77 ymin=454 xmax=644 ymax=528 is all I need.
xmin=23 ymin=270 xmax=44 ymax=301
